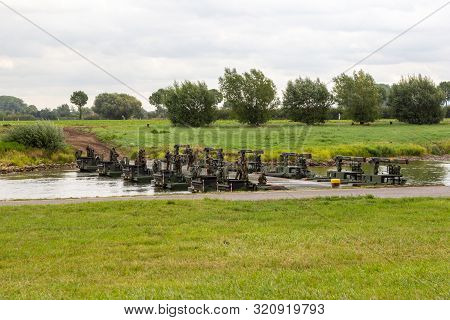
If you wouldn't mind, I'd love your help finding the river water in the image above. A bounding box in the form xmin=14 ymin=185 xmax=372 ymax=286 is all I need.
xmin=0 ymin=160 xmax=448 ymax=200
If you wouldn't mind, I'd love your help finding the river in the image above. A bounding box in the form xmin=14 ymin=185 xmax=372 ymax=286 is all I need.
xmin=0 ymin=160 xmax=448 ymax=200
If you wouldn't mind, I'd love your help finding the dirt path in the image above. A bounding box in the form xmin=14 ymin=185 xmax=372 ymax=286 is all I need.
xmin=63 ymin=127 xmax=111 ymax=157
xmin=0 ymin=186 xmax=448 ymax=206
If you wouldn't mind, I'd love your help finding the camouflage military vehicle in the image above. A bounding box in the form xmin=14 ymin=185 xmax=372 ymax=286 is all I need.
xmin=190 ymin=147 xmax=223 ymax=192
xmin=327 ymin=155 xmax=366 ymax=181
xmin=75 ymin=145 xmax=101 ymax=172
xmin=122 ymin=149 xmax=153 ymax=183
xmin=98 ymin=147 xmax=123 ymax=177
xmin=362 ymin=157 xmax=408 ymax=185
xmin=153 ymin=145 xmax=189 ymax=190
xmin=265 ymin=152 xmax=314 ymax=179
xmin=217 ymin=150 xmax=257 ymax=192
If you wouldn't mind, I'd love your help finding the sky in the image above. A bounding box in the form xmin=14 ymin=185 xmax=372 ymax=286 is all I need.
xmin=0 ymin=0 xmax=449 ymax=110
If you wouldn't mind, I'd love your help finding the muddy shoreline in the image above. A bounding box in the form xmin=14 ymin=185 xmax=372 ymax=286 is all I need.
xmin=0 ymin=163 xmax=77 ymax=174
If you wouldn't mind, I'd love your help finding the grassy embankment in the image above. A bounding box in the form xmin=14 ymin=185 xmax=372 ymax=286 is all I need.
xmin=60 ymin=118 xmax=450 ymax=160
xmin=0 ymin=124 xmax=73 ymax=168
xmin=1 ymin=119 xmax=449 ymax=165
xmin=0 ymin=197 xmax=448 ymax=299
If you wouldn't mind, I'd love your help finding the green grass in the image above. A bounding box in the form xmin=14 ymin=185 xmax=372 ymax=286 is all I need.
xmin=15 ymin=118 xmax=450 ymax=160
xmin=0 ymin=197 xmax=448 ymax=299
xmin=0 ymin=140 xmax=74 ymax=167
xmin=2 ymin=119 xmax=449 ymax=161
xmin=0 ymin=125 xmax=74 ymax=167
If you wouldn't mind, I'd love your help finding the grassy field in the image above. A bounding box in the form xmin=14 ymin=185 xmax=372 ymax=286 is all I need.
xmin=0 ymin=197 xmax=448 ymax=299
xmin=1 ymin=119 xmax=449 ymax=165
xmin=52 ymin=119 xmax=450 ymax=159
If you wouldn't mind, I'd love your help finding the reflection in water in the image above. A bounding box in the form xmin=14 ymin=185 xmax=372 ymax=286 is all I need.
xmin=0 ymin=160 xmax=448 ymax=200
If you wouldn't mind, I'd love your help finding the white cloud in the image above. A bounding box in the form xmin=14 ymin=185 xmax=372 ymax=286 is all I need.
xmin=0 ymin=0 xmax=449 ymax=109
xmin=0 ymin=56 xmax=14 ymax=69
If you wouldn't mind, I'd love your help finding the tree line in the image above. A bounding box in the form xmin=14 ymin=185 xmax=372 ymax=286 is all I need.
xmin=1 ymin=69 xmax=449 ymax=125
xmin=149 ymin=69 xmax=449 ymax=126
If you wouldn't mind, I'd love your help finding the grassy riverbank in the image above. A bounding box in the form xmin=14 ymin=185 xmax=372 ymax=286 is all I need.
xmin=51 ymin=118 xmax=450 ymax=159
xmin=0 ymin=126 xmax=73 ymax=168
xmin=0 ymin=197 xmax=448 ymax=299
xmin=1 ymin=119 xmax=449 ymax=165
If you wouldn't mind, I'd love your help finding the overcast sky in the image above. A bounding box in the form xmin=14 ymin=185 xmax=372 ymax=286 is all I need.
xmin=0 ymin=0 xmax=449 ymax=110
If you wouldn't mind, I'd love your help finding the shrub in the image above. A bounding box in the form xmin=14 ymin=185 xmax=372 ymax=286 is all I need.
xmin=6 ymin=122 xmax=65 ymax=151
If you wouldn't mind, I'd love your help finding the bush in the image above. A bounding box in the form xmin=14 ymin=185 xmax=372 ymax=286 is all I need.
xmin=5 ymin=122 xmax=65 ymax=151
xmin=389 ymin=75 xmax=445 ymax=124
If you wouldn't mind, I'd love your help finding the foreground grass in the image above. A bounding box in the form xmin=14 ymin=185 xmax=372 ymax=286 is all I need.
xmin=0 ymin=197 xmax=448 ymax=299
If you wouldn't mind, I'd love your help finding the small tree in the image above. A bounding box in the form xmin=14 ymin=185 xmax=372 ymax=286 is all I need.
xmin=70 ymin=91 xmax=88 ymax=120
xmin=219 ymin=68 xmax=278 ymax=126
xmin=161 ymin=81 xmax=220 ymax=127
xmin=282 ymin=77 xmax=332 ymax=124
xmin=389 ymin=75 xmax=445 ymax=124
xmin=333 ymin=70 xmax=380 ymax=124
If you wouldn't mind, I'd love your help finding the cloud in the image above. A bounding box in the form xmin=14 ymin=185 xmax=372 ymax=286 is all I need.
xmin=0 ymin=0 xmax=449 ymax=109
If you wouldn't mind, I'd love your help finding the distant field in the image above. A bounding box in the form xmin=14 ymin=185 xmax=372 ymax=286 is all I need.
xmin=0 ymin=197 xmax=448 ymax=299
xmin=2 ymin=119 xmax=450 ymax=160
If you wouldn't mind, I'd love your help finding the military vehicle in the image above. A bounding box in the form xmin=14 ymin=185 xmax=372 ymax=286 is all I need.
xmin=326 ymin=155 xmax=366 ymax=181
xmin=122 ymin=149 xmax=153 ymax=183
xmin=265 ymin=152 xmax=314 ymax=179
xmin=153 ymin=145 xmax=189 ymax=190
xmin=362 ymin=157 xmax=409 ymax=185
xmin=217 ymin=150 xmax=257 ymax=191
xmin=247 ymin=150 xmax=264 ymax=173
xmin=75 ymin=145 xmax=101 ymax=172
xmin=97 ymin=147 xmax=123 ymax=177
xmin=190 ymin=147 xmax=225 ymax=192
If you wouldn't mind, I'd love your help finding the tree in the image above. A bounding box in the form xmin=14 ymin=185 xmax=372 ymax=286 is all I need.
xmin=159 ymin=81 xmax=221 ymax=127
xmin=149 ymin=88 xmax=168 ymax=118
xmin=70 ymin=91 xmax=88 ymax=120
xmin=333 ymin=70 xmax=381 ymax=124
xmin=55 ymin=104 xmax=73 ymax=118
xmin=439 ymin=81 xmax=450 ymax=108
xmin=389 ymin=75 xmax=445 ymax=124
xmin=219 ymin=68 xmax=278 ymax=126
xmin=0 ymin=96 xmax=28 ymax=114
xmin=282 ymin=77 xmax=333 ymax=124
xmin=92 ymin=93 xmax=145 ymax=120
xmin=377 ymin=84 xmax=393 ymax=118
